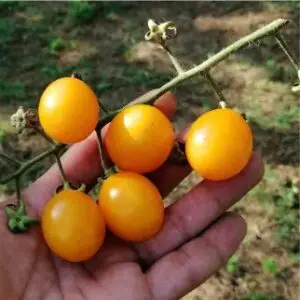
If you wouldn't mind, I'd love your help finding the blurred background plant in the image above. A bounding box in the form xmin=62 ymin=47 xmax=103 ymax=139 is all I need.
xmin=0 ymin=1 xmax=299 ymax=299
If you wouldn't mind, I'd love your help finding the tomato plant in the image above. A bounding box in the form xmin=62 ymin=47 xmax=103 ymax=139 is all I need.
xmin=104 ymin=104 xmax=174 ymax=174
xmin=186 ymin=108 xmax=253 ymax=181
xmin=38 ymin=77 xmax=99 ymax=144
xmin=98 ymin=172 xmax=164 ymax=242
xmin=41 ymin=189 xmax=106 ymax=262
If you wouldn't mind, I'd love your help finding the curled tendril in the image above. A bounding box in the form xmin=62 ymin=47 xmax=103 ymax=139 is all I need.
xmin=145 ymin=19 xmax=177 ymax=45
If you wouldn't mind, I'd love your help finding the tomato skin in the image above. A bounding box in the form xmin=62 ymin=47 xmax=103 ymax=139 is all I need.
xmin=104 ymin=104 xmax=174 ymax=174
xmin=99 ymin=172 xmax=164 ymax=242
xmin=38 ymin=77 xmax=99 ymax=144
xmin=186 ymin=108 xmax=253 ymax=181
xmin=41 ymin=189 xmax=105 ymax=262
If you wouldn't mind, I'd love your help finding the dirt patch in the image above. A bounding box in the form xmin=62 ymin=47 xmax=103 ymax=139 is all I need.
xmin=194 ymin=11 xmax=288 ymax=36
xmin=125 ymin=41 xmax=173 ymax=72
xmin=59 ymin=41 xmax=98 ymax=66
xmin=181 ymin=165 xmax=299 ymax=300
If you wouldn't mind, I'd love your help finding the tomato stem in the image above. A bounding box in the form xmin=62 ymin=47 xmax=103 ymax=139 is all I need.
xmin=95 ymin=129 xmax=110 ymax=178
xmin=15 ymin=176 xmax=21 ymax=203
xmin=219 ymin=101 xmax=227 ymax=109
xmin=34 ymin=126 xmax=55 ymax=145
xmin=98 ymin=19 xmax=290 ymax=115
xmin=204 ymin=72 xmax=227 ymax=105
xmin=0 ymin=153 xmax=22 ymax=166
xmin=98 ymin=100 xmax=110 ymax=114
xmin=168 ymin=141 xmax=188 ymax=165
xmin=71 ymin=72 xmax=83 ymax=81
xmin=54 ymin=152 xmax=68 ymax=184
xmin=164 ymin=45 xmax=185 ymax=74
xmin=292 ymin=83 xmax=300 ymax=93
xmin=274 ymin=32 xmax=299 ymax=72
xmin=0 ymin=143 xmax=67 ymax=184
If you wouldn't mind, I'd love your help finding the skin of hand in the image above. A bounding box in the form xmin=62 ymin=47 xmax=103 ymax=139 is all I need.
xmin=0 ymin=92 xmax=264 ymax=300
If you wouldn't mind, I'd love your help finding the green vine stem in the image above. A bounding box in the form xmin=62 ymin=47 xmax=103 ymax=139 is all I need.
xmin=0 ymin=18 xmax=295 ymax=187
xmin=15 ymin=176 xmax=21 ymax=203
xmin=98 ymin=100 xmax=109 ymax=114
xmin=0 ymin=143 xmax=66 ymax=184
xmin=274 ymin=32 xmax=299 ymax=71
xmin=0 ymin=153 xmax=21 ymax=166
xmin=96 ymin=18 xmax=290 ymax=127
xmin=53 ymin=151 xmax=68 ymax=183
xmin=204 ymin=71 xmax=227 ymax=104
xmin=164 ymin=46 xmax=185 ymax=74
xmin=34 ymin=126 xmax=55 ymax=145
xmin=95 ymin=129 xmax=112 ymax=179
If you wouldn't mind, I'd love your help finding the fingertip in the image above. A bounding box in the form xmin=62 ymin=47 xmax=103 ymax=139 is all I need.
xmin=177 ymin=124 xmax=191 ymax=143
xmin=154 ymin=91 xmax=177 ymax=119
xmin=222 ymin=212 xmax=247 ymax=240
xmin=243 ymin=152 xmax=265 ymax=186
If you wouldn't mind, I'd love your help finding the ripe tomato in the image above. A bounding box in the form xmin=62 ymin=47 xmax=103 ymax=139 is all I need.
xmin=99 ymin=172 xmax=164 ymax=242
xmin=104 ymin=104 xmax=174 ymax=174
xmin=186 ymin=108 xmax=253 ymax=181
xmin=41 ymin=189 xmax=105 ymax=262
xmin=38 ymin=77 xmax=99 ymax=144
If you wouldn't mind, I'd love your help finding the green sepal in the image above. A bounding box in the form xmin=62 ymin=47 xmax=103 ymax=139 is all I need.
xmin=22 ymin=215 xmax=40 ymax=226
xmin=8 ymin=218 xmax=19 ymax=233
xmin=16 ymin=200 xmax=25 ymax=216
xmin=5 ymin=207 xmax=17 ymax=218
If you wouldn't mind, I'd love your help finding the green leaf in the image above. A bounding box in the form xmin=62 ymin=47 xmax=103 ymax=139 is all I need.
xmin=261 ymin=258 xmax=277 ymax=275
xmin=226 ymin=255 xmax=239 ymax=274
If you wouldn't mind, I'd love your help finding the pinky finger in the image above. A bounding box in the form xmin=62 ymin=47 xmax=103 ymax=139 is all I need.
xmin=146 ymin=212 xmax=247 ymax=300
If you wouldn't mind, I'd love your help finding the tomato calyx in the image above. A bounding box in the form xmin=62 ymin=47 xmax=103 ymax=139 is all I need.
xmin=97 ymin=166 xmax=118 ymax=183
xmin=219 ymin=101 xmax=248 ymax=122
xmin=55 ymin=182 xmax=87 ymax=194
xmin=71 ymin=72 xmax=83 ymax=81
xmin=5 ymin=201 xmax=39 ymax=233
xmin=168 ymin=141 xmax=188 ymax=165
xmin=219 ymin=101 xmax=227 ymax=109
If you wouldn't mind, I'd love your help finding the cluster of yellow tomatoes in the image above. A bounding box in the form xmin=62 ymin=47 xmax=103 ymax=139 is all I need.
xmin=38 ymin=76 xmax=253 ymax=262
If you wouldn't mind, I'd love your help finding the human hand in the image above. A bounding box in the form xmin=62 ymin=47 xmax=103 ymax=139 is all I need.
xmin=0 ymin=92 xmax=264 ymax=300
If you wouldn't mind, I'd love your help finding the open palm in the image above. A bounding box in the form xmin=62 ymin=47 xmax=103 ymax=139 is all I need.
xmin=0 ymin=93 xmax=264 ymax=300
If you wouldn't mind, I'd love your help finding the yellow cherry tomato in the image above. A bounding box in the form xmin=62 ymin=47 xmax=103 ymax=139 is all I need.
xmin=186 ymin=108 xmax=253 ymax=181
xmin=104 ymin=104 xmax=175 ymax=174
xmin=38 ymin=77 xmax=99 ymax=144
xmin=42 ymin=189 xmax=106 ymax=262
xmin=99 ymin=172 xmax=164 ymax=242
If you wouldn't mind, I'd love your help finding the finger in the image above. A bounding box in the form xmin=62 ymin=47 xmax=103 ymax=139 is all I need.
xmin=147 ymin=212 xmax=247 ymax=300
xmin=135 ymin=153 xmax=264 ymax=264
xmin=23 ymin=92 xmax=177 ymax=213
xmin=147 ymin=128 xmax=191 ymax=197
xmin=148 ymin=162 xmax=191 ymax=198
